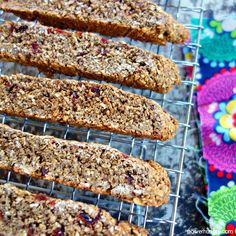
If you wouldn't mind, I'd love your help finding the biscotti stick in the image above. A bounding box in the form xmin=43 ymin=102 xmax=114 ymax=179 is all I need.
xmin=0 ymin=124 xmax=170 ymax=207
xmin=0 ymin=184 xmax=147 ymax=235
xmin=0 ymin=74 xmax=178 ymax=140
xmin=0 ymin=0 xmax=189 ymax=45
xmin=0 ymin=21 xmax=181 ymax=94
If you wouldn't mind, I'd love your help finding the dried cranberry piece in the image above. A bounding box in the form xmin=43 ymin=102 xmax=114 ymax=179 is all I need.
xmin=0 ymin=211 xmax=4 ymax=221
xmin=35 ymin=193 xmax=49 ymax=201
xmin=5 ymin=82 xmax=12 ymax=90
xmin=76 ymin=31 xmax=83 ymax=37
xmin=40 ymin=167 xmax=48 ymax=176
xmin=91 ymin=86 xmax=100 ymax=96
xmin=57 ymin=114 xmax=64 ymax=119
xmin=15 ymin=25 xmax=28 ymax=33
xmin=122 ymin=44 xmax=129 ymax=49
xmin=27 ymin=223 xmax=34 ymax=236
xmin=77 ymin=52 xmax=87 ymax=57
xmin=100 ymin=38 xmax=108 ymax=44
xmin=50 ymin=200 xmax=56 ymax=206
xmin=9 ymin=24 xmax=15 ymax=33
xmin=32 ymin=41 xmax=39 ymax=54
xmin=5 ymin=81 xmax=12 ymax=88
xmin=150 ymin=105 xmax=155 ymax=110
xmin=52 ymin=225 xmax=65 ymax=236
xmin=122 ymin=154 xmax=129 ymax=159
xmin=8 ymin=84 xmax=19 ymax=93
xmin=55 ymin=29 xmax=65 ymax=34
xmin=140 ymin=61 xmax=146 ymax=66
xmin=97 ymin=48 xmax=108 ymax=56
xmin=126 ymin=173 xmax=134 ymax=185
xmin=47 ymin=28 xmax=54 ymax=34
xmin=70 ymin=91 xmax=79 ymax=103
xmin=115 ymin=220 xmax=120 ymax=226
xmin=77 ymin=209 xmax=101 ymax=226
xmin=78 ymin=211 xmax=93 ymax=224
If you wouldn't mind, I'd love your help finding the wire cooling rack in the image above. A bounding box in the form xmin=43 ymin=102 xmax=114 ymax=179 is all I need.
xmin=0 ymin=0 xmax=204 ymax=235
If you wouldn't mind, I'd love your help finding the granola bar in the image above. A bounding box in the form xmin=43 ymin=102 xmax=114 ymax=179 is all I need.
xmin=0 ymin=124 xmax=171 ymax=207
xmin=0 ymin=0 xmax=189 ymax=45
xmin=0 ymin=21 xmax=181 ymax=94
xmin=0 ymin=184 xmax=147 ymax=235
xmin=0 ymin=74 xmax=178 ymax=140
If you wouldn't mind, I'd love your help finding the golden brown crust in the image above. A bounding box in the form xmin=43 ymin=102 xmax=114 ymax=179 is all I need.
xmin=0 ymin=74 xmax=178 ymax=140
xmin=0 ymin=0 xmax=189 ymax=45
xmin=0 ymin=124 xmax=171 ymax=207
xmin=0 ymin=184 xmax=148 ymax=235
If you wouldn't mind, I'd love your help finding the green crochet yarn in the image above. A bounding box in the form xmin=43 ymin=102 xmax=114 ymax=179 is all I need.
xmin=231 ymin=30 xmax=236 ymax=38
xmin=200 ymin=34 xmax=236 ymax=62
xmin=209 ymin=19 xmax=236 ymax=38
xmin=190 ymin=18 xmax=236 ymax=62
xmin=209 ymin=185 xmax=236 ymax=235
xmin=209 ymin=20 xmax=223 ymax=34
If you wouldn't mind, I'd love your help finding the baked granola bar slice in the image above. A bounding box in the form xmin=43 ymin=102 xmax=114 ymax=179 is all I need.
xmin=0 ymin=0 xmax=189 ymax=45
xmin=0 ymin=184 xmax=147 ymax=235
xmin=0 ymin=124 xmax=171 ymax=207
xmin=0 ymin=74 xmax=178 ymax=140
xmin=0 ymin=21 xmax=180 ymax=94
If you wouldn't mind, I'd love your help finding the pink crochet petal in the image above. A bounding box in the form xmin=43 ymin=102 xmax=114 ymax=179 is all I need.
xmin=197 ymin=69 xmax=236 ymax=172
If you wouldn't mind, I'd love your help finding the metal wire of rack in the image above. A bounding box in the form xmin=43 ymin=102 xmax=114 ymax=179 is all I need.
xmin=0 ymin=0 xmax=205 ymax=235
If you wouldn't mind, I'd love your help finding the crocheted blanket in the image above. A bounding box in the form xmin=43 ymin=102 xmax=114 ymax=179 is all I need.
xmin=184 ymin=17 xmax=236 ymax=235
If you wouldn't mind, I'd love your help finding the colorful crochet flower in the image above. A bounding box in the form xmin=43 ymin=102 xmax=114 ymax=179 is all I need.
xmin=209 ymin=20 xmax=223 ymax=34
xmin=209 ymin=185 xmax=236 ymax=236
xmin=214 ymin=95 xmax=236 ymax=143
xmin=197 ymin=69 xmax=236 ymax=173
xmin=209 ymin=19 xmax=236 ymax=38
